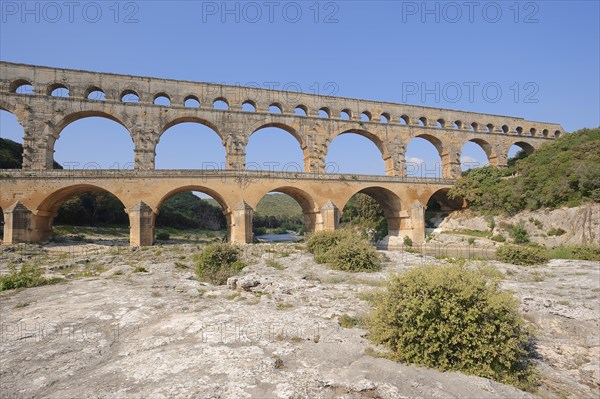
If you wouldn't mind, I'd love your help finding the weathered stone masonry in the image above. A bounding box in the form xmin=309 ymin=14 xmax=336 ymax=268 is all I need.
xmin=0 ymin=62 xmax=565 ymax=246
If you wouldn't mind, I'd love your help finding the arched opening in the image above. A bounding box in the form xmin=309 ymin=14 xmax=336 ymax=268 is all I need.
xmin=269 ymin=104 xmax=283 ymax=114
xmin=246 ymin=125 xmax=304 ymax=172
xmin=253 ymin=187 xmax=316 ymax=240
xmin=213 ymin=98 xmax=229 ymax=110
xmin=86 ymin=87 xmax=105 ymax=101
xmin=318 ymin=108 xmax=331 ymax=118
xmin=529 ymin=128 xmax=537 ymax=136
xmin=361 ymin=111 xmax=372 ymax=122
xmin=156 ymin=190 xmax=227 ymax=243
xmin=40 ymin=185 xmax=130 ymax=245
xmin=326 ymin=131 xmax=386 ymax=175
xmin=542 ymin=129 xmax=549 ymax=137
xmin=516 ymin=126 xmax=524 ymax=135
xmin=470 ymin=122 xmax=478 ymax=131
xmin=242 ymin=100 xmax=256 ymax=112
xmin=486 ymin=124 xmax=494 ymax=133
xmin=425 ymin=188 xmax=464 ymax=232
xmin=501 ymin=125 xmax=509 ymax=134
xmin=49 ymin=84 xmax=69 ymax=97
xmin=156 ymin=120 xmax=225 ymax=169
xmin=507 ymin=141 xmax=535 ymax=166
xmin=53 ymin=115 xmax=134 ymax=170
xmin=184 ymin=96 xmax=200 ymax=108
xmin=154 ymin=93 xmax=171 ymax=106
xmin=554 ymin=130 xmax=561 ymax=138
xmin=341 ymin=187 xmax=402 ymax=244
xmin=418 ymin=117 xmax=427 ymax=127
xmin=380 ymin=113 xmax=390 ymax=123
xmin=436 ymin=119 xmax=445 ymax=128
xmin=10 ymin=80 xmax=34 ymax=94
xmin=0 ymin=110 xmax=24 ymax=168
xmin=453 ymin=121 xmax=462 ymax=130
xmin=400 ymin=115 xmax=409 ymax=125
xmin=340 ymin=109 xmax=351 ymax=120
xmin=460 ymin=140 xmax=491 ymax=172
xmin=405 ymin=135 xmax=443 ymax=178
xmin=121 ymin=90 xmax=139 ymax=103
xmin=295 ymin=105 xmax=308 ymax=116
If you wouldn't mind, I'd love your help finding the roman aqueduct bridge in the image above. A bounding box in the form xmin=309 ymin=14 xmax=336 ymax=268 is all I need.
xmin=0 ymin=62 xmax=564 ymax=246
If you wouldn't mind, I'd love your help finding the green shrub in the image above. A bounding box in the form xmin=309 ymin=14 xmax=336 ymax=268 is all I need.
xmin=491 ymin=235 xmax=506 ymax=242
xmin=369 ymin=265 xmax=537 ymax=390
xmin=546 ymin=245 xmax=600 ymax=261
xmin=0 ymin=263 xmax=62 ymax=291
xmin=307 ymin=230 xmax=381 ymax=272
xmin=496 ymin=245 xmax=548 ymax=266
xmin=547 ymin=227 xmax=566 ymax=236
xmin=508 ymin=223 xmax=529 ymax=244
xmin=467 ymin=238 xmax=476 ymax=245
xmin=403 ymin=236 xmax=413 ymax=247
xmin=194 ymin=243 xmax=245 ymax=285
xmin=132 ymin=265 xmax=148 ymax=273
xmin=156 ymin=231 xmax=170 ymax=241
xmin=324 ymin=238 xmax=382 ymax=272
xmin=306 ymin=230 xmax=354 ymax=257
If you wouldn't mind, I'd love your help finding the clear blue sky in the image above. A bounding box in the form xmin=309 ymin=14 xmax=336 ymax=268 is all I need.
xmin=1 ymin=0 xmax=599 ymax=176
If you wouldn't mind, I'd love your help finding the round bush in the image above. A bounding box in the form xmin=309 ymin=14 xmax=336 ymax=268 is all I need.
xmin=496 ymin=245 xmax=548 ymax=266
xmin=369 ymin=265 xmax=536 ymax=389
xmin=325 ymin=238 xmax=381 ymax=272
xmin=194 ymin=243 xmax=244 ymax=285
xmin=306 ymin=230 xmax=354 ymax=257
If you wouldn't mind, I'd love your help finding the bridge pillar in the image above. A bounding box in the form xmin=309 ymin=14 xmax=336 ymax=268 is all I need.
xmin=129 ymin=201 xmax=155 ymax=246
xmin=225 ymin=134 xmax=247 ymax=171
xmin=21 ymin=119 xmax=53 ymax=170
xmin=441 ymin=148 xmax=461 ymax=179
xmin=409 ymin=201 xmax=426 ymax=245
xmin=320 ymin=201 xmax=340 ymax=231
xmin=2 ymin=202 xmax=52 ymax=244
xmin=230 ymin=200 xmax=253 ymax=244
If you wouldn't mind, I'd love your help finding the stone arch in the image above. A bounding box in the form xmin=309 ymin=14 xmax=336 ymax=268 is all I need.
xmin=49 ymin=111 xmax=135 ymax=166
xmin=47 ymin=82 xmax=70 ymax=97
xmin=424 ymin=188 xmax=465 ymax=230
xmin=156 ymin=186 xmax=232 ymax=240
xmin=508 ymin=140 xmax=536 ymax=156
xmin=327 ymin=128 xmax=390 ymax=175
xmin=408 ymin=134 xmax=459 ymax=178
xmin=9 ymin=79 xmax=34 ymax=94
xmin=425 ymin=188 xmax=465 ymax=212
xmin=85 ymin=86 xmax=105 ymax=100
xmin=159 ymin=116 xmax=223 ymax=141
xmin=156 ymin=186 xmax=230 ymax=214
xmin=341 ymin=186 xmax=403 ymax=236
xmin=246 ymin=122 xmax=306 ymax=172
xmin=37 ymin=184 xmax=130 ymax=215
xmin=461 ymin=137 xmax=498 ymax=166
xmin=120 ymin=88 xmax=140 ymax=103
xmin=249 ymin=122 xmax=304 ymax=149
xmin=254 ymin=186 xmax=318 ymax=233
xmin=157 ymin=118 xmax=226 ymax=169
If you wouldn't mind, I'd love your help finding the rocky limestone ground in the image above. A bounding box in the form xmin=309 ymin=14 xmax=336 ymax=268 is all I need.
xmin=0 ymin=242 xmax=598 ymax=399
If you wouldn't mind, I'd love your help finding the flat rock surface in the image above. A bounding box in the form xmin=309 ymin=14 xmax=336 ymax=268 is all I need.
xmin=0 ymin=243 xmax=598 ymax=398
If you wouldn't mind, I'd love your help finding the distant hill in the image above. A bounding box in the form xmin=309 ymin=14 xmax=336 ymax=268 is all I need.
xmin=449 ymin=127 xmax=600 ymax=214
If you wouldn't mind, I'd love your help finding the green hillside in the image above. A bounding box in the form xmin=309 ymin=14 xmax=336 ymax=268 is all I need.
xmin=449 ymin=127 xmax=600 ymax=214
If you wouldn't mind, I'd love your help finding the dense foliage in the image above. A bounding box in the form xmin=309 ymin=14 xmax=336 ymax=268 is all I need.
xmin=55 ymin=192 xmax=128 ymax=226
xmin=449 ymin=128 xmax=600 ymax=214
xmin=156 ymin=192 xmax=225 ymax=230
xmin=341 ymin=193 xmax=388 ymax=241
xmin=252 ymin=194 xmax=304 ymax=234
xmin=307 ymin=230 xmax=381 ymax=272
xmin=369 ymin=265 xmax=537 ymax=390
xmin=496 ymin=245 xmax=549 ymax=266
xmin=194 ymin=243 xmax=245 ymax=285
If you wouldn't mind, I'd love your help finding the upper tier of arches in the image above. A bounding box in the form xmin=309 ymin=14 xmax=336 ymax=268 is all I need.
xmin=2 ymin=61 xmax=563 ymax=139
